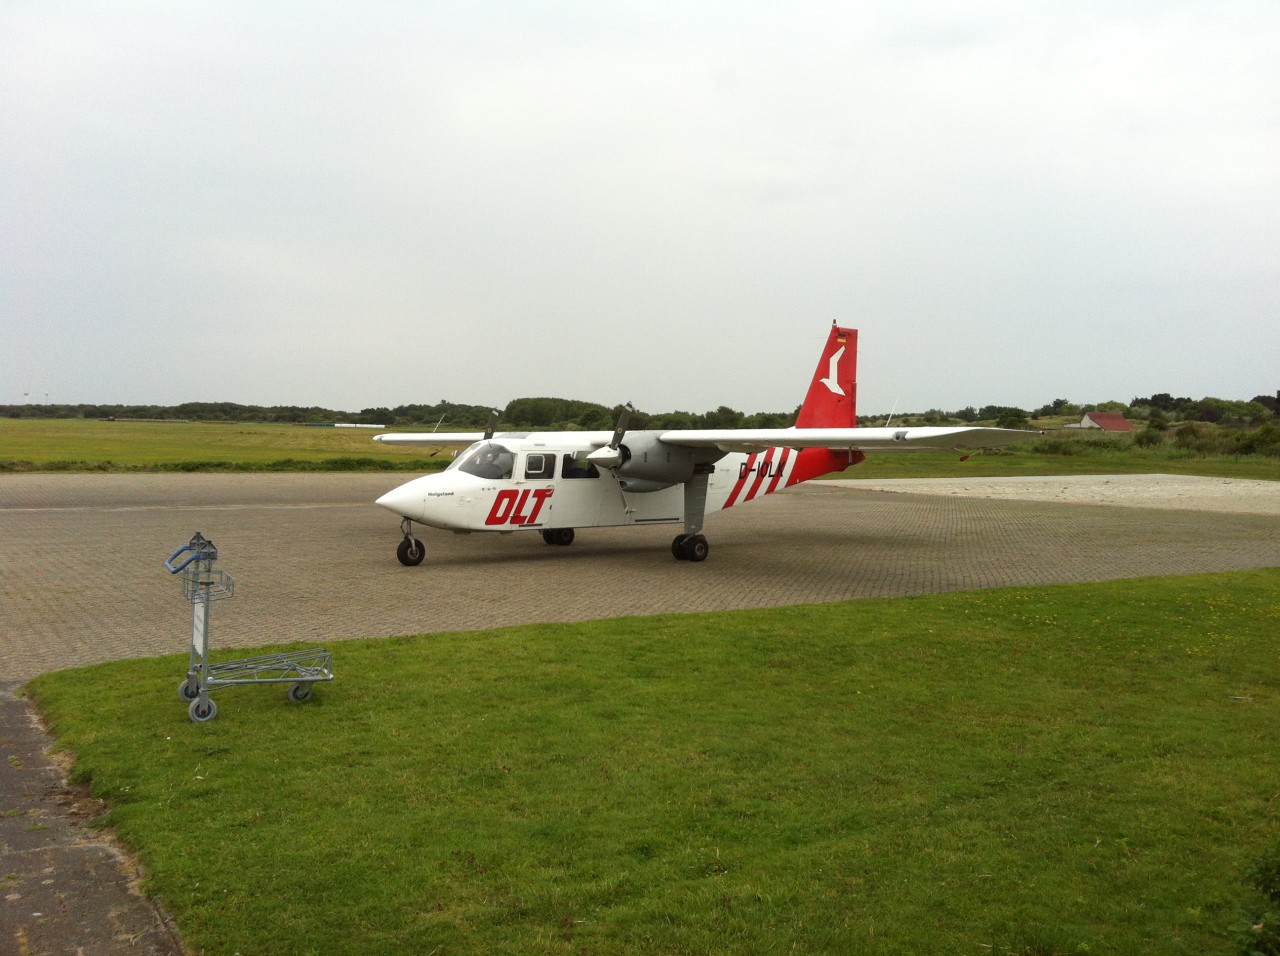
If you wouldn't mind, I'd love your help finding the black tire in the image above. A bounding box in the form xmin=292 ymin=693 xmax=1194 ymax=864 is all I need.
xmin=396 ymin=537 xmax=426 ymax=566
xmin=288 ymin=683 xmax=313 ymax=703
xmin=542 ymin=528 xmax=575 ymax=546
xmin=671 ymin=534 xmax=689 ymax=560
xmin=685 ymin=534 xmax=710 ymax=562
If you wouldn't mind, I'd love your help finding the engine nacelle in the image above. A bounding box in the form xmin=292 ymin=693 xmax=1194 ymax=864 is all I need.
xmin=617 ymin=477 xmax=676 ymax=493
xmin=614 ymin=433 xmax=714 ymax=489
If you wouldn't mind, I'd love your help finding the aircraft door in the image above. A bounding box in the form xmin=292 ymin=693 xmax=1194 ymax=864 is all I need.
xmin=483 ymin=450 xmax=557 ymax=530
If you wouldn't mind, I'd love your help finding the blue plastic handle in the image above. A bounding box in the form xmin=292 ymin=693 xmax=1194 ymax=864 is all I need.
xmin=165 ymin=545 xmax=201 ymax=574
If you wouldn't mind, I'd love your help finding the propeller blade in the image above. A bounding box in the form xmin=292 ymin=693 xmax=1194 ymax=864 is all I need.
xmin=587 ymin=403 xmax=633 ymax=469
xmin=608 ymin=403 xmax=633 ymax=450
xmin=483 ymin=409 xmax=501 ymax=441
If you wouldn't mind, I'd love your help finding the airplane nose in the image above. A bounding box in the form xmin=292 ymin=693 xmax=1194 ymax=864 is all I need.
xmin=375 ymin=482 xmax=426 ymax=522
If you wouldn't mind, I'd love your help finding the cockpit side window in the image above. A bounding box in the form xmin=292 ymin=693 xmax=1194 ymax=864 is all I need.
xmin=457 ymin=442 xmax=515 ymax=480
xmin=524 ymin=453 xmax=555 ymax=480
xmin=562 ymin=454 xmax=599 ymax=479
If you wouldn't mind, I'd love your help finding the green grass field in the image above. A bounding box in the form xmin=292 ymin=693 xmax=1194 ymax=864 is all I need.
xmin=0 ymin=418 xmax=447 ymax=472
xmin=3 ymin=417 xmax=1279 ymax=479
xmin=26 ymin=570 xmax=1280 ymax=955
xmin=844 ymin=441 xmax=1280 ymax=481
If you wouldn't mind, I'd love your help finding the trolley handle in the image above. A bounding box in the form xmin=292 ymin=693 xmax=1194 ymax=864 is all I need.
xmin=166 ymin=544 xmax=214 ymax=574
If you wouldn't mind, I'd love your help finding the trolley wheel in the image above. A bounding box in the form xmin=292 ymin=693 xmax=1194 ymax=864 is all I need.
xmin=288 ymin=682 xmax=314 ymax=703
xmin=178 ymin=679 xmax=199 ymax=702
xmin=188 ymin=698 xmax=218 ymax=723
xmin=396 ymin=536 xmax=426 ymax=566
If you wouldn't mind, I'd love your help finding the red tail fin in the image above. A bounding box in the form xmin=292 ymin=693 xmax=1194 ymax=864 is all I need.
xmin=785 ymin=325 xmax=861 ymax=486
xmin=796 ymin=324 xmax=857 ymax=428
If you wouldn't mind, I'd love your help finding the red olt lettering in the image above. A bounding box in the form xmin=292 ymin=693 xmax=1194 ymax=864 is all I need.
xmin=485 ymin=488 xmax=553 ymax=526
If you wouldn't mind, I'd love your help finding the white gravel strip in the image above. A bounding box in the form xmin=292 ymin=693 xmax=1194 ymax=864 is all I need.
xmin=823 ymin=473 xmax=1280 ymax=515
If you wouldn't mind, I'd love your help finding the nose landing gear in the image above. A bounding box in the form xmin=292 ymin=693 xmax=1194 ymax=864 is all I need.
xmin=396 ymin=519 xmax=426 ymax=566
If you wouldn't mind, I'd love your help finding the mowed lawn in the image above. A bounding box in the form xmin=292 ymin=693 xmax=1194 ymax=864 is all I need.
xmin=27 ymin=569 xmax=1280 ymax=955
xmin=5 ymin=417 xmax=1280 ymax=479
xmin=0 ymin=418 xmax=440 ymax=470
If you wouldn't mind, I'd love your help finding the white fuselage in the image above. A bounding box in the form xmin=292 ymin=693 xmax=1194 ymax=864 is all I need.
xmin=375 ymin=433 xmax=808 ymax=533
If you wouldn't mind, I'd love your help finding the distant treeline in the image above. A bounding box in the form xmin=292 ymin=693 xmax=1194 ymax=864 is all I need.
xmin=0 ymin=399 xmax=797 ymax=430
xmin=3 ymin=390 xmax=1277 ymax=431
xmin=869 ymin=393 xmax=1279 ymax=430
xmin=0 ymin=401 xmax=496 ymax=427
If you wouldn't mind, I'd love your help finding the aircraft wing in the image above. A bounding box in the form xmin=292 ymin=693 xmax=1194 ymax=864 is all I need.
xmin=372 ymin=432 xmax=488 ymax=446
xmin=657 ymin=425 xmax=1040 ymax=454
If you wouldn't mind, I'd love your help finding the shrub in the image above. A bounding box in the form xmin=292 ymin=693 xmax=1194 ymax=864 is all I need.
xmin=1173 ymin=422 xmax=1219 ymax=455
xmin=1230 ymin=423 xmax=1280 ymax=457
xmin=1235 ymin=846 xmax=1280 ymax=955
xmin=1029 ymin=437 xmax=1085 ymax=456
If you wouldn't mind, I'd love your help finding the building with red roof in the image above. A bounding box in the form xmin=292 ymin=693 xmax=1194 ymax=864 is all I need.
xmin=1065 ymin=411 xmax=1136 ymax=431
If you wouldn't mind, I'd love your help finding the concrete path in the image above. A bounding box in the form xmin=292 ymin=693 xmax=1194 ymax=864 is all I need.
xmin=0 ymin=683 xmax=185 ymax=955
xmin=827 ymin=473 xmax=1280 ymax=514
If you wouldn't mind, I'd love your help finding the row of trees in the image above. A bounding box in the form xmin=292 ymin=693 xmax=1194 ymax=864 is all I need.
xmin=897 ymin=393 xmax=1279 ymax=431
xmin=4 ymin=391 xmax=1277 ymax=431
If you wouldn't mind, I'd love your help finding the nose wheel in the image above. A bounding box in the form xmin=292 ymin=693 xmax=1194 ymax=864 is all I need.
xmin=396 ymin=536 xmax=425 ymax=566
xmin=395 ymin=519 xmax=426 ymax=566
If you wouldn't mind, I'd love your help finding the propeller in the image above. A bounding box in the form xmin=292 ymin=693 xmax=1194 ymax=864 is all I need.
xmin=586 ymin=403 xmax=633 ymax=469
xmin=483 ymin=408 xmax=501 ymax=441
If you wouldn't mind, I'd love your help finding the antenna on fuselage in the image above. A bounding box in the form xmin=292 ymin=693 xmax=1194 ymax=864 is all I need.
xmin=884 ymin=398 xmax=900 ymax=427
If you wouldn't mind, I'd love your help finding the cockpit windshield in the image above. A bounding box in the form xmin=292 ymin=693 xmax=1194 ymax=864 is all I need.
xmin=453 ymin=441 xmax=516 ymax=480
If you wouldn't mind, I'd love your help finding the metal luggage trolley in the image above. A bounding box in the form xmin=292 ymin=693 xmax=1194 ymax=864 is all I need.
xmin=166 ymin=532 xmax=333 ymax=723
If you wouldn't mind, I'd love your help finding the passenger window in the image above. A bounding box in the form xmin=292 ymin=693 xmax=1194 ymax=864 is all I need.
xmin=524 ymin=454 xmax=555 ymax=480
xmin=562 ymin=455 xmax=599 ymax=479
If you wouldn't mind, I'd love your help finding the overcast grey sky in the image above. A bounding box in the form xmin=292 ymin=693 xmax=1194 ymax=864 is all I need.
xmin=3 ymin=1 xmax=1277 ymax=416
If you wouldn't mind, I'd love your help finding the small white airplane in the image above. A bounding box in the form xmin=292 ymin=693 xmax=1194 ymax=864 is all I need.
xmin=373 ymin=325 xmax=1035 ymax=564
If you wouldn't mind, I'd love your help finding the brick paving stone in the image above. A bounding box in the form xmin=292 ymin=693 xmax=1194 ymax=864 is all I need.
xmin=4 ymin=473 xmax=1279 ymax=685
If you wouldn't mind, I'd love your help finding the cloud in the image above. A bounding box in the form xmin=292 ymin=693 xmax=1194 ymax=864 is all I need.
xmin=2 ymin=1 xmax=1277 ymax=412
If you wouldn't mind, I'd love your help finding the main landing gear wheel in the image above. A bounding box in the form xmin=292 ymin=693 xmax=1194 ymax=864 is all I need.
xmin=671 ymin=533 xmax=709 ymax=562
xmin=396 ymin=536 xmax=426 ymax=566
xmin=541 ymin=528 xmax=575 ymax=546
